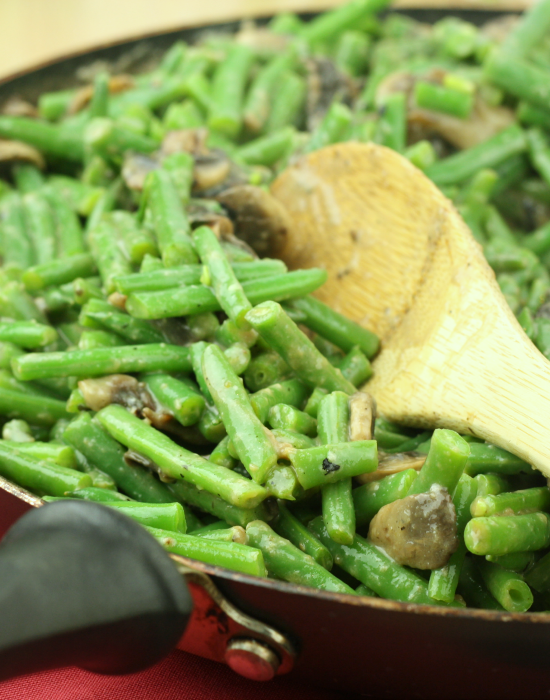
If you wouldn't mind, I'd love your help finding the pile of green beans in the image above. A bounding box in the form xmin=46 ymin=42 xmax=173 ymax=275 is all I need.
xmin=2 ymin=0 xmax=550 ymax=611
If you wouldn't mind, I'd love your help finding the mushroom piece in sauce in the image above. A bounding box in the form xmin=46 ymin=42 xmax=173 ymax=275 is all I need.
xmin=216 ymin=184 xmax=291 ymax=256
xmin=368 ymin=483 xmax=458 ymax=570
xmin=78 ymin=374 xmax=155 ymax=414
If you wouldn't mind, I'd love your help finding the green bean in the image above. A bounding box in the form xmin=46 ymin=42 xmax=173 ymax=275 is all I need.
xmin=208 ymin=44 xmax=254 ymax=138
xmin=265 ymin=72 xmax=306 ymax=134
xmin=64 ymin=486 xmax=133 ymax=503
xmin=203 ymin=344 xmax=278 ymax=484
xmin=13 ymin=164 xmax=45 ymax=193
xmin=22 ymin=192 xmax=56 ymax=266
xmin=336 ymin=346 xmax=372 ymax=387
xmin=473 ymin=472 xmax=510 ymax=498
xmin=209 ymin=435 xmax=237 ymax=470
xmin=301 ymin=0 xmax=390 ymax=44
xmin=243 ymin=49 xmax=296 ymax=133
xmin=525 ymin=551 xmax=550 ymax=592
xmin=114 ymin=259 xmax=286 ymax=295
xmin=428 ymin=473 xmax=477 ymax=603
xmin=168 ymin=478 xmax=272 ymax=528
xmin=22 ymin=254 xmax=96 ymax=292
xmin=88 ymin=71 xmax=110 ymax=118
xmin=78 ymin=329 xmax=124 ymax=350
xmin=0 ymin=321 xmax=56 ymax=349
xmin=246 ymin=520 xmax=354 ymax=593
xmin=110 ymin=210 xmax=158 ymax=265
xmin=2 ymin=440 xmax=76 ymax=468
xmin=45 ymin=188 xmax=86 ymax=257
xmin=464 ymin=443 xmax=533 ymax=476
xmin=0 ymin=116 xmax=84 ymax=161
xmin=477 ymin=558 xmax=533 ymax=613
xmin=88 ymin=217 xmax=132 ymax=294
xmin=224 ymin=342 xmax=251 ymax=376
xmin=353 ymin=469 xmax=418 ymax=527
xmin=97 ymin=404 xmax=269 ymax=508
xmin=458 ymin=556 xmax=503 ymax=610
xmin=274 ymin=502 xmax=333 ymax=570
xmin=193 ymin=225 xmax=251 ymax=327
xmin=376 ymin=92 xmax=406 ymax=153
xmin=80 ymin=298 xmax=164 ymax=345
xmin=500 ymin=0 xmax=550 ymax=58
xmin=335 ymin=30 xmax=371 ymax=76
xmin=306 ymin=102 xmax=353 ymax=154
xmin=244 ymin=352 xmax=291 ymax=392
xmin=289 ymin=441 xmax=377 ymax=490
xmin=144 ymin=169 xmax=198 ymax=267
xmin=85 ymin=117 xmax=158 ymax=161
xmin=126 ymin=269 xmax=327 ymax=319
xmin=250 ymin=379 xmax=309 ymax=424
xmin=407 ymin=429 xmax=469 ymax=496
xmin=471 ymin=487 xmax=550 ymax=517
xmin=465 ymin=513 xmax=550 ymax=556
xmin=13 ymin=343 xmax=191 ymax=381
xmin=245 ymin=302 xmax=355 ymax=395
xmin=63 ymin=412 xmax=184 ymax=504
xmin=287 ymin=296 xmax=379 ymax=359
xmin=425 ymin=125 xmax=527 ymax=187
xmin=264 ymin=463 xmax=301 ymax=500
xmin=237 ymin=127 xmax=295 ymax=166
xmin=484 ymin=53 xmax=550 ymax=114
xmin=0 ymin=387 xmax=69 ymax=426
xmin=0 ymin=194 xmax=34 ymax=269
xmin=317 ymin=391 xmax=355 ymax=545
xmin=517 ymin=101 xmax=550 ymax=130
xmin=487 ymin=551 xmax=534 ymax=573
xmin=142 ymin=373 xmax=205 ymax=427
xmin=268 ymin=404 xmax=317 ymax=437
xmin=303 ymin=387 xmax=328 ymax=419
xmin=527 ymin=128 xmax=550 ymax=188
xmin=0 ymin=441 xmax=91 ymax=496
xmin=414 ymin=80 xmax=473 ymax=119
xmin=309 ymin=516 xmax=460 ymax=606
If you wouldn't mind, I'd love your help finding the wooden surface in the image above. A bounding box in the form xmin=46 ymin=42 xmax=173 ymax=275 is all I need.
xmin=0 ymin=0 xmax=533 ymax=81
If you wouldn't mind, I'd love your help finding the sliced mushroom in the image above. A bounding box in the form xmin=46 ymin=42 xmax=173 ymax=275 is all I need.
xmin=187 ymin=199 xmax=234 ymax=238
xmin=193 ymin=151 xmax=232 ymax=192
xmin=377 ymin=67 xmax=516 ymax=151
xmin=161 ymin=128 xmax=209 ymax=157
xmin=368 ymin=483 xmax=458 ymax=569
xmin=349 ymin=392 xmax=376 ymax=441
xmin=67 ymin=74 xmax=135 ymax=115
xmin=107 ymin=291 xmax=128 ymax=311
xmin=78 ymin=374 xmax=154 ymax=413
xmin=1 ymin=96 xmax=38 ymax=118
xmin=0 ymin=139 xmax=45 ymax=169
xmin=355 ymin=450 xmax=426 ymax=484
xmin=121 ymin=152 xmax=159 ymax=191
xmin=216 ymin=184 xmax=291 ymax=256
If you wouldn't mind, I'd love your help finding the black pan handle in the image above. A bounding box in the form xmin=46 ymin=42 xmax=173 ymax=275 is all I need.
xmin=0 ymin=500 xmax=193 ymax=682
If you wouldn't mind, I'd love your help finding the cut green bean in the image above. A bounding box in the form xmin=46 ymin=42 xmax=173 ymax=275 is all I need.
xmin=477 ymin=558 xmax=533 ymax=613
xmin=97 ymin=404 xmax=269 ymax=508
xmin=290 ymin=441 xmax=377 ymax=490
xmin=142 ymin=373 xmax=205 ymax=427
xmin=465 ymin=513 xmax=550 ymax=556
xmin=246 ymin=520 xmax=354 ymax=593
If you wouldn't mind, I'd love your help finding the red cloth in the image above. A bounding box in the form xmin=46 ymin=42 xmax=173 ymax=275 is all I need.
xmin=0 ymin=649 xmax=347 ymax=700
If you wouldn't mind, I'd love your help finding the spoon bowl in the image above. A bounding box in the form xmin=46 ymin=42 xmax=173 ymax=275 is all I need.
xmin=271 ymin=141 xmax=550 ymax=477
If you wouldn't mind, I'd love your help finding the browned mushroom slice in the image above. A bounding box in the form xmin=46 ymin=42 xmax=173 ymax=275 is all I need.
xmin=409 ymin=99 xmax=516 ymax=151
xmin=67 ymin=74 xmax=135 ymax=115
xmin=0 ymin=139 xmax=45 ymax=169
xmin=349 ymin=392 xmax=376 ymax=441
xmin=193 ymin=151 xmax=232 ymax=192
xmin=368 ymin=483 xmax=459 ymax=569
xmin=78 ymin=374 xmax=154 ymax=413
xmin=216 ymin=184 xmax=291 ymax=256
xmin=121 ymin=152 xmax=159 ymax=191
xmin=306 ymin=57 xmax=355 ymax=131
xmin=161 ymin=128 xmax=209 ymax=157
xmin=187 ymin=199 xmax=235 ymax=238
xmin=1 ymin=96 xmax=39 ymax=118
xmin=355 ymin=451 xmax=426 ymax=484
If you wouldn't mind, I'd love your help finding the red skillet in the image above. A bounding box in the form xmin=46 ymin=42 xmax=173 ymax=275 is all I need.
xmin=1 ymin=11 xmax=550 ymax=699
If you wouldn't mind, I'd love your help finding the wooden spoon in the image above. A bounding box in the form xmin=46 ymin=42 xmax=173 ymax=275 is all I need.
xmin=270 ymin=141 xmax=550 ymax=477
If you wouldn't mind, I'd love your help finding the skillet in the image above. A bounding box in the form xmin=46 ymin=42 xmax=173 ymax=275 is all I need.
xmin=0 ymin=9 xmax=549 ymax=699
